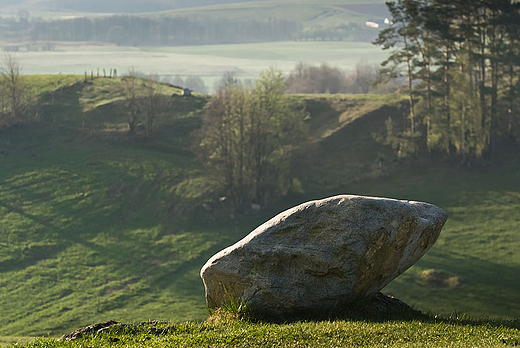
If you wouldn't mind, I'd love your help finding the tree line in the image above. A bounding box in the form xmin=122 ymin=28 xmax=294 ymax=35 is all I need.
xmin=197 ymin=69 xmax=308 ymax=211
xmin=375 ymin=0 xmax=520 ymax=161
xmin=285 ymin=61 xmax=398 ymax=94
xmin=0 ymin=53 xmax=31 ymax=126
xmin=1 ymin=12 xmax=383 ymax=47
xmin=26 ymin=15 xmax=300 ymax=46
xmin=295 ymin=24 xmax=379 ymax=43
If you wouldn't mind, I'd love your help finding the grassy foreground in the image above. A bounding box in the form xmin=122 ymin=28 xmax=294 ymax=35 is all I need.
xmin=1 ymin=76 xmax=519 ymax=340
xmin=15 ymin=315 xmax=520 ymax=348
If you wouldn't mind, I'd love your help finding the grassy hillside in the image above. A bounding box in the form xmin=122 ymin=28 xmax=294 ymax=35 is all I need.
xmin=0 ymin=76 xmax=219 ymax=336
xmin=13 ymin=42 xmax=388 ymax=93
xmin=149 ymin=0 xmax=388 ymax=29
xmin=1 ymin=0 xmax=387 ymax=26
xmin=0 ymin=76 xmax=519 ymax=341
xmin=294 ymin=95 xmax=520 ymax=318
xmin=2 ymin=1 xmax=389 ymax=91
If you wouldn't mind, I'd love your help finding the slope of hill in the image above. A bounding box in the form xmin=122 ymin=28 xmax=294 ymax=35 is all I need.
xmin=0 ymin=76 xmax=216 ymax=336
xmin=149 ymin=0 xmax=388 ymax=29
xmin=0 ymin=77 xmax=519 ymax=339
xmin=1 ymin=0 xmax=387 ymax=33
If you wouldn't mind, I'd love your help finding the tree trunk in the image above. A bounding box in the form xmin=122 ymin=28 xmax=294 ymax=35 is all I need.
xmin=508 ymin=63 xmax=514 ymax=135
xmin=444 ymin=43 xmax=451 ymax=154
xmin=478 ymin=8 xmax=488 ymax=139
xmin=489 ymin=10 xmax=500 ymax=162
xmin=461 ymin=100 xmax=466 ymax=158
xmin=404 ymin=36 xmax=415 ymax=133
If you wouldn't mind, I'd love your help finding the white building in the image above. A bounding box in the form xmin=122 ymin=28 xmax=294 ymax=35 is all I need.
xmin=365 ymin=21 xmax=380 ymax=29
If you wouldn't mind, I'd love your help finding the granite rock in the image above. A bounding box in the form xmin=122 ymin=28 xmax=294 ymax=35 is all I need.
xmin=200 ymin=195 xmax=447 ymax=316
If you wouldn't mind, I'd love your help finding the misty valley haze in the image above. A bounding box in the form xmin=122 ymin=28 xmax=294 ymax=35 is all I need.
xmin=0 ymin=0 xmax=519 ymax=346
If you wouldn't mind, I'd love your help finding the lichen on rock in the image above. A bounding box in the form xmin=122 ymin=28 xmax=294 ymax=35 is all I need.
xmin=200 ymin=195 xmax=447 ymax=317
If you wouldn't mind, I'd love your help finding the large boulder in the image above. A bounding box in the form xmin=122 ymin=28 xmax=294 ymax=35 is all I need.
xmin=200 ymin=195 xmax=447 ymax=316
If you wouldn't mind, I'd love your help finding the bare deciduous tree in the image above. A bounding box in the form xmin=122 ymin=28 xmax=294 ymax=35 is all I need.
xmin=286 ymin=61 xmax=383 ymax=95
xmin=199 ymin=68 xmax=308 ymax=211
xmin=121 ymin=69 xmax=140 ymax=134
xmin=143 ymin=81 xmax=165 ymax=136
xmin=0 ymin=53 xmax=27 ymax=124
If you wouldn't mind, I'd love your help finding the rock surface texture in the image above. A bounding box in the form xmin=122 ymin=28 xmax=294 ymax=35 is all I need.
xmin=200 ymin=195 xmax=447 ymax=316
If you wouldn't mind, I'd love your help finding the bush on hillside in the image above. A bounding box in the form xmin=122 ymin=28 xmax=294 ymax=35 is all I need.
xmin=197 ymin=67 xmax=308 ymax=212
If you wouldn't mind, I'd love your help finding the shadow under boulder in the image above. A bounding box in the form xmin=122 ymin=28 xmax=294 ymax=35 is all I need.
xmin=201 ymin=195 xmax=448 ymax=320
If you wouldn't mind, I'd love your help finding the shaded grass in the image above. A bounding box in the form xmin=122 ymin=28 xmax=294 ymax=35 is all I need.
xmin=292 ymin=95 xmax=520 ymax=319
xmin=293 ymin=93 xmax=406 ymax=141
xmin=365 ymin=163 xmax=520 ymax=319
xmin=0 ymin=134 xmax=216 ymax=335
xmin=0 ymin=76 xmax=519 ymax=339
xmin=25 ymin=75 xmax=82 ymax=97
xmin=0 ymin=76 xmax=217 ymax=336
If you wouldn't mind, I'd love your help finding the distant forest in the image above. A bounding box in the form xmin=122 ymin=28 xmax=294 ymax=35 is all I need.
xmin=29 ymin=16 xmax=300 ymax=45
xmin=0 ymin=14 xmax=376 ymax=46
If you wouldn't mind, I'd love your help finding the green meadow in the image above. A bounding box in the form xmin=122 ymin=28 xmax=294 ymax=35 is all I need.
xmin=12 ymin=41 xmax=388 ymax=92
xmin=149 ymin=0 xmax=388 ymax=28
xmin=0 ymin=76 xmax=518 ymax=346
xmin=3 ymin=0 xmax=390 ymax=92
xmin=2 ymin=0 xmax=387 ymax=26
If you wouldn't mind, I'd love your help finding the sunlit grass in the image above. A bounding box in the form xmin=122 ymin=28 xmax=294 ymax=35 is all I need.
xmin=149 ymin=0 xmax=388 ymax=28
xmin=16 ymin=316 xmax=520 ymax=348
xmin=25 ymin=75 xmax=81 ymax=97
xmin=0 ymin=336 xmax=33 ymax=347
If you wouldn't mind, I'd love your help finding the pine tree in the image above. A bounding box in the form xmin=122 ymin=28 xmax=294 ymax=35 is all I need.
xmin=374 ymin=0 xmax=422 ymax=157
xmin=376 ymin=0 xmax=520 ymax=160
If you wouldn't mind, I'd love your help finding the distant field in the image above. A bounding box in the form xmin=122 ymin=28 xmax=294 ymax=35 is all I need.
xmin=13 ymin=42 xmax=388 ymax=92
xmin=0 ymin=0 xmax=387 ymax=25
xmin=147 ymin=0 xmax=388 ymax=29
